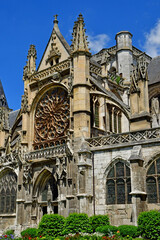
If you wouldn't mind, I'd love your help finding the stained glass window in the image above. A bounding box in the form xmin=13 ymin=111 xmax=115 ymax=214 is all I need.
xmin=0 ymin=172 xmax=17 ymax=214
xmin=106 ymin=180 xmax=115 ymax=204
xmin=106 ymin=161 xmax=131 ymax=204
xmin=147 ymin=177 xmax=157 ymax=203
xmin=117 ymin=179 xmax=125 ymax=204
xmin=146 ymin=159 xmax=160 ymax=203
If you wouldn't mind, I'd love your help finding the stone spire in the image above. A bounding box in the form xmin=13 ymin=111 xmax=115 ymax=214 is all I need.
xmin=0 ymin=80 xmax=8 ymax=108
xmin=71 ymin=13 xmax=90 ymax=53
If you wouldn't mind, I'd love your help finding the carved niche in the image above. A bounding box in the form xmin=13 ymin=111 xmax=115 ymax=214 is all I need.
xmin=33 ymin=87 xmax=69 ymax=149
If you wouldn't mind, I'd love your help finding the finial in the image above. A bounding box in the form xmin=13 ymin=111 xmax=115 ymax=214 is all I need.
xmin=54 ymin=14 xmax=58 ymax=24
xmin=78 ymin=13 xmax=84 ymax=21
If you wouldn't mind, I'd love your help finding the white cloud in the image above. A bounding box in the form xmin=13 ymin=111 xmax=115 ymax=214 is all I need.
xmin=87 ymin=34 xmax=110 ymax=53
xmin=144 ymin=19 xmax=160 ymax=57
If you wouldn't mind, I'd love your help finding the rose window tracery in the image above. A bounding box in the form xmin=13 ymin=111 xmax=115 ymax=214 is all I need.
xmin=34 ymin=87 xmax=69 ymax=149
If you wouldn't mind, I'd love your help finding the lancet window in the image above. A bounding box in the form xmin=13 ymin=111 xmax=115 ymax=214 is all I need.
xmin=106 ymin=161 xmax=131 ymax=204
xmin=146 ymin=158 xmax=160 ymax=203
xmin=108 ymin=104 xmax=122 ymax=133
xmin=0 ymin=171 xmax=17 ymax=214
xmin=34 ymin=87 xmax=70 ymax=150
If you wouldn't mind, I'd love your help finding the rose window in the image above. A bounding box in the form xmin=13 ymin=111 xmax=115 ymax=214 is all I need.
xmin=34 ymin=87 xmax=69 ymax=149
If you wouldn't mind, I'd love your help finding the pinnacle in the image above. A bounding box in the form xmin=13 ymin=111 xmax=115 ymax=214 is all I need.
xmin=78 ymin=13 xmax=84 ymax=21
xmin=53 ymin=14 xmax=58 ymax=24
xmin=71 ymin=13 xmax=90 ymax=54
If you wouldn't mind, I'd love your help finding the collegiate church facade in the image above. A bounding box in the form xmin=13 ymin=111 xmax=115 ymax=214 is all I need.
xmin=0 ymin=14 xmax=160 ymax=233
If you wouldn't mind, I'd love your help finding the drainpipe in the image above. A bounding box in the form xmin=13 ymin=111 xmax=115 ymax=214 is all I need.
xmin=92 ymin=152 xmax=95 ymax=215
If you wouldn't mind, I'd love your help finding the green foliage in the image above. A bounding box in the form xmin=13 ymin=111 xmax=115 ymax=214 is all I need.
xmin=138 ymin=210 xmax=160 ymax=239
xmin=96 ymin=225 xmax=118 ymax=236
xmin=64 ymin=213 xmax=92 ymax=235
xmin=21 ymin=228 xmax=37 ymax=239
xmin=89 ymin=215 xmax=110 ymax=232
xmin=4 ymin=230 xmax=15 ymax=235
xmin=116 ymin=76 xmax=121 ymax=85
xmin=38 ymin=214 xmax=65 ymax=238
xmin=117 ymin=225 xmax=139 ymax=238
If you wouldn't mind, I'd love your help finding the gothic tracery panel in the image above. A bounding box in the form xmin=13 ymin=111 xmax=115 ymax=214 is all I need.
xmin=0 ymin=171 xmax=17 ymax=214
xmin=34 ymin=87 xmax=69 ymax=149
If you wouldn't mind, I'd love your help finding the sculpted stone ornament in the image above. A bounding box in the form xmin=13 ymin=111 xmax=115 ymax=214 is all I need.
xmin=23 ymin=164 xmax=32 ymax=185
xmin=34 ymin=87 xmax=70 ymax=149
xmin=130 ymin=65 xmax=140 ymax=94
xmin=137 ymin=55 xmax=148 ymax=80
xmin=21 ymin=88 xmax=29 ymax=113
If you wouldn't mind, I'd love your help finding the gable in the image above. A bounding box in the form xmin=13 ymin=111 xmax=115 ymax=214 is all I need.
xmin=38 ymin=20 xmax=71 ymax=72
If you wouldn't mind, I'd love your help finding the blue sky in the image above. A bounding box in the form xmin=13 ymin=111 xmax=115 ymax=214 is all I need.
xmin=1 ymin=0 xmax=160 ymax=110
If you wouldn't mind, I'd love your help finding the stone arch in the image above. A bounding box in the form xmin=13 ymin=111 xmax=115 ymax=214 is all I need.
xmin=144 ymin=151 xmax=160 ymax=169
xmin=32 ymin=168 xmax=58 ymax=201
xmin=104 ymin=156 xmax=130 ymax=177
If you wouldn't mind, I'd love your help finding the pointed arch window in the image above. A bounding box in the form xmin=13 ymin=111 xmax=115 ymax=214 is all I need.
xmin=146 ymin=158 xmax=160 ymax=203
xmin=0 ymin=171 xmax=17 ymax=214
xmin=106 ymin=161 xmax=131 ymax=204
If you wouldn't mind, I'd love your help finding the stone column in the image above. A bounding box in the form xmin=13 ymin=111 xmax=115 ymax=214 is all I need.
xmin=129 ymin=145 xmax=147 ymax=225
xmin=77 ymin=141 xmax=93 ymax=216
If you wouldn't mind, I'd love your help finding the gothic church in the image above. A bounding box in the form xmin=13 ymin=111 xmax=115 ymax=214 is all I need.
xmin=0 ymin=14 xmax=160 ymax=233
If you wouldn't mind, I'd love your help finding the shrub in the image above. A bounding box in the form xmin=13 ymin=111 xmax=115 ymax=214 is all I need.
xmin=38 ymin=214 xmax=65 ymax=238
xmin=4 ymin=230 xmax=14 ymax=235
xmin=118 ymin=225 xmax=139 ymax=238
xmin=89 ymin=215 xmax=110 ymax=232
xmin=63 ymin=213 xmax=92 ymax=234
xmin=138 ymin=210 xmax=160 ymax=239
xmin=21 ymin=228 xmax=37 ymax=239
xmin=96 ymin=225 xmax=118 ymax=236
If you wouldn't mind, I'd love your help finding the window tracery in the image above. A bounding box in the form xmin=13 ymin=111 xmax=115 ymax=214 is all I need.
xmin=34 ymin=87 xmax=69 ymax=150
xmin=0 ymin=171 xmax=17 ymax=214
xmin=146 ymin=158 xmax=160 ymax=203
xmin=106 ymin=161 xmax=131 ymax=204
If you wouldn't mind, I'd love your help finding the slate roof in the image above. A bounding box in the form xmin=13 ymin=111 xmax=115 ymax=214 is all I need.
xmin=148 ymin=56 xmax=160 ymax=85
xmin=9 ymin=109 xmax=20 ymax=128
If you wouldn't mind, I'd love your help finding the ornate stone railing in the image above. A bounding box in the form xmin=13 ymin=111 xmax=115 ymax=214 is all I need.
xmin=86 ymin=128 xmax=160 ymax=148
xmin=30 ymin=59 xmax=70 ymax=81
xmin=25 ymin=144 xmax=67 ymax=161
xmin=90 ymin=62 xmax=102 ymax=75
xmin=0 ymin=152 xmax=19 ymax=165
